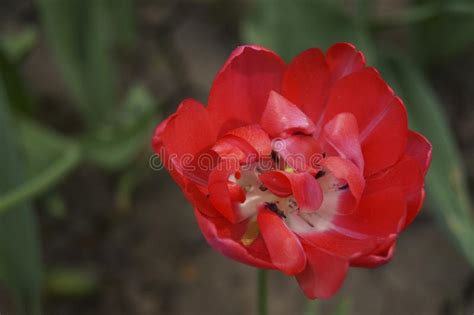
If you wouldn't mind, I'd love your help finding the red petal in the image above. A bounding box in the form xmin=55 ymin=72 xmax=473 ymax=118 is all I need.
xmin=152 ymin=113 xmax=176 ymax=153
xmin=365 ymin=156 xmax=423 ymax=195
xmin=160 ymin=99 xmax=217 ymax=158
xmin=296 ymin=245 xmax=348 ymax=299
xmin=322 ymin=156 xmax=365 ymax=204
xmin=406 ymin=131 xmax=432 ymax=176
xmin=402 ymin=132 xmax=431 ymax=225
xmin=152 ymin=115 xmax=187 ymax=188
xmin=212 ymin=125 xmax=270 ymax=165
xmin=259 ymin=171 xmax=323 ymax=211
xmin=323 ymin=68 xmax=408 ymax=176
xmin=210 ymin=140 xmax=245 ymax=161
xmin=365 ymin=154 xmax=424 ymax=228
xmin=333 ymin=187 xmax=407 ymax=237
xmin=405 ymin=189 xmax=425 ymax=228
xmin=154 ymin=99 xmax=217 ymax=185
xmin=195 ymin=209 xmax=274 ymax=269
xmin=273 ymin=135 xmax=322 ymax=172
xmin=297 ymin=229 xmax=382 ymax=260
xmin=208 ymin=45 xmax=285 ymax=135
xmin=180 ymin=148 xmax=220 ymax=186
xmin=326 ymin=43 xmax=366 ymax=82
xmin=282 ymin=48 xmax=330 ymax=124
xmin=323 ymin=112 xmax=364 ymax=171
xmin=260 ymin=91 xmax=315 ymax=137
xmin=228 ymin=183 xmax=246 ymax=203
xmin=360 ymin=96 xmax=408 ymax=177
xmin=350 ymin=236 xmax=397 ymax=267
xmin=208 ymin=159 xmax=242 ymax=223
xmin=286 ymin=172 xmax=323 ymax=212
xmin=258 ymin=171 xmax=292 ymax=197
xmin=226 ymin=124 xmax=272 ymax=157
xmin=212 ymin=136 xmax=254 ymax=163
xmin=258 ymin=208 xmax=306 ymax=275
xmin=184 ymin=183 xmax=220 ymax=218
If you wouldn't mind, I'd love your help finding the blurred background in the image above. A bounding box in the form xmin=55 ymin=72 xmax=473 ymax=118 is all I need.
xmin=0 ymin=0 xmax=473 ymax=314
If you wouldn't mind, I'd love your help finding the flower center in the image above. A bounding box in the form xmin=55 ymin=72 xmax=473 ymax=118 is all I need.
xmin=230 ymin=162 xmax=347 ymax=246
xmin=230 ymin=167 xmax=299 ymax=219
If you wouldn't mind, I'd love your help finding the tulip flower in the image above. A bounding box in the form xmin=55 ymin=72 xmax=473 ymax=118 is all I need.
xmin=152 ymin=43 xmax=432 ymax=301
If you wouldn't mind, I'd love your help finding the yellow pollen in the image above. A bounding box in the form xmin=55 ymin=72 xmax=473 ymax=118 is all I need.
xmin=241 ymin=219 xmax=259 ymax=246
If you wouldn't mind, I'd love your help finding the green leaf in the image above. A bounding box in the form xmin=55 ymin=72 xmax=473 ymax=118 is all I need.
xmin=0 ymin=119 xmax=81 ymax=212
xmin=46 ymin=268 xmax=98 ymax=298
xmin=108 ymin=0 xmax=135 ymax=48
xmin=387 ymin=54 xmax=474 ymax=266
xmin=242 ymin=0 xmax=374 ymax=62
xmin=0 ymin=77 xmax=42 ymax=315
xmin=37 ymin=0 xmax=93 ymax=123
xmin=0 ymin=27 xmax=37 ymax=64
xmin=81 ymin=84 xmax=158 ymax=170
xmin=37 ymin=0 xmax=128 ymax=128
xmin=412 ymin=0 xmax=474 ymax=64
xmin=0 ymin=46 xmax=34 ymax=114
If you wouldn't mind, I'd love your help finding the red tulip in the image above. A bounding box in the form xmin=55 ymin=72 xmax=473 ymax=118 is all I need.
xmin=152 ymin=43 xmax=432 ymax=299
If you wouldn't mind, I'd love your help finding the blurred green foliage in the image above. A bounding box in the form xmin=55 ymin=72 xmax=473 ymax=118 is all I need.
xmin=0 ymin=80 xmax=42 ymax=315
xmin=411 ymin=0 xmax=474 ymax=64
xmin=80 ymin=83 xmax=156 ymax=170
xmin=0 ymin=27 xmax=37 ymax=64
xmin=37 ymin=0 xmax=119 ymax=128
xmin=45 ymin=268 xmax=98 ymax=298
xmin=244 ymin=0 xmax=358 ymax=61
xmin=38 ymin=0 xmax=156 ymax=170
xmin=0 ymin=119 xmax=81 ymax=212
xmin=0 ymin=0 xmax=157 ymax=313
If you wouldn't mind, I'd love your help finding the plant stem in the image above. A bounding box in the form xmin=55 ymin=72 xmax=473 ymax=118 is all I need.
xmin=257 ymin=269 xmax=268 ymax=315
xmin=304 ymin=299 xmax=319 ymax=315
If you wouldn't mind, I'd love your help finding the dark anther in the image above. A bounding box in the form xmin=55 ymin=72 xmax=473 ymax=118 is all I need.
xmin=265 ymin=202 xmax=287 ymax=219
xmin=259 ymin=185 xmax=268 ymax=192
xmin=206 ymin=194 xmax=210 ymax=198
xmin=301 ymin=216 xmax=315 ymax=228
xmin=339 ymin=183 xmax=349 ymax=190
xmin=271 ymin=150 xmax=280 ymax=163
xmin=322 ymin=152 xmax=327 ymax=158
xmin=315 ymin=170 xmax=326 ymax=179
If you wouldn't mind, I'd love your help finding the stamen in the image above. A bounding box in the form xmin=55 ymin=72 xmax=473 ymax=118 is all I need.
xmin=315 ymin=170 xmax=326 ymax=179
xmin=299 ymin=213 xmax=315 ymax=228
xmin=287 ymin=198 xmax=299 ymax=212
xmin=259 ymin=185 xmax=268 ymax=191
xmin=271 ymin=150 xmax=279 ymax=162
xmin=241 ymin=219 xmax=259 ymax=246
xmin=265 ymin=202 xmax=287 ymax=219
xmin=339 ymin=183 xmax=349 ymax=190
